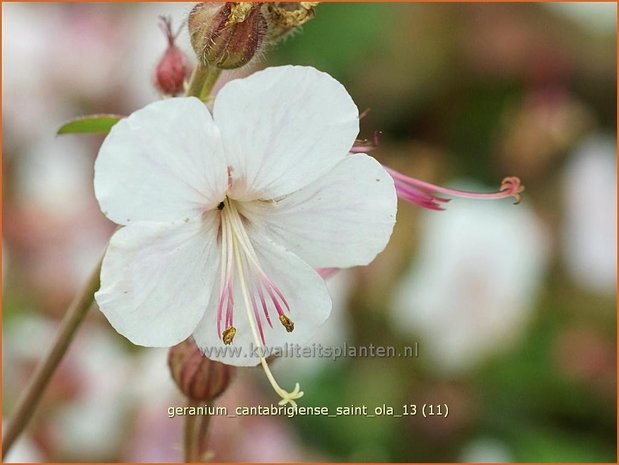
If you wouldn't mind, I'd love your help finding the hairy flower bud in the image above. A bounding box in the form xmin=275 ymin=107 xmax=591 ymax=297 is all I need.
xmin=188 ymin=2 xmax=267 ymax=70
xmin=154 ymin=16 xmax=192 ymax=96
xmin=168 ymin=338 xmax=234 ymax=401
xmin=265 ymin=2 xmax=318 ymax=42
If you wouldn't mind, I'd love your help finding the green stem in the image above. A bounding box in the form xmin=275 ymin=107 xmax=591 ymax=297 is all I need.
xmin=187 ymin=63 xmax=222 ymax=102
xmin=2 ymin=258 xmax=102 ymax=457
xmin=199 ymin=67 xmax=222 ymax=102
xmin=186 ymin=63 xmax=210 ymax=98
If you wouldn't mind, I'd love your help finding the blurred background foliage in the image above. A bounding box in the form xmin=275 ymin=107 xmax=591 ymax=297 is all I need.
xmin=3 ymin=2 xmax=616 ymax=462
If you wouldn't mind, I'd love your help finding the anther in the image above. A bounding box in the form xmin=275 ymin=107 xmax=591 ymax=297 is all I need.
xmin=222 ymin=326 xmax=236 ymax=345
xmin=279 ymin=315 xmax=294 ymax=332
xmin=217 ymin=201 xmax=225 ymax=210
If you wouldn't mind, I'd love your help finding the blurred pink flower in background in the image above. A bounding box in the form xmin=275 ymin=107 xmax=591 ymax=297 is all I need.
xmin=3 ymin=318 xmax=130 ymax=461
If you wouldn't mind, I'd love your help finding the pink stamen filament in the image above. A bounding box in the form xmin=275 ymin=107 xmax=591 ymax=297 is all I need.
xmin=216 ymin=197 xmax=293 ymax=343
xmin=351 ymin=132 xmax=523 ymax=209
xmin=264 ymin=283 xmax=287 ymax=318
xmin=256 ymin=285 xmax=273 ymax=328
xmin=392 ymin=178 xmax=450 ymax=211
xmin=264 ymin=280 xmax=291 ymax=314
xmin=387 ymin=168 xmax=523 ymax=204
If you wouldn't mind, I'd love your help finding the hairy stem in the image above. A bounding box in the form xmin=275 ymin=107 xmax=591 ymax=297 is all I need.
xmin=199 ymin=67 xmax=222 ymax=102
xmin=187 ymin=63 xmax=222 ymax=102
xmin=186 ymin=62 xmax=210 ymax=98
xmin=2 ymin=259 xmax=102 ymax=456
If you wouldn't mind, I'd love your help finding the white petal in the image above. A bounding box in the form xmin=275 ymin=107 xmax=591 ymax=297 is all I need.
xmin=95 ymin=97 xmax=228 ymax=225
xmin=95 ymin=214 xmax=220 ymax=347
xmin=240 ymin=154 xmax=397 ymax=268
xmin=214 ymin=65 xmax=359 ymax=200
xmin=192 ymin=231 xmax=332 ymax=367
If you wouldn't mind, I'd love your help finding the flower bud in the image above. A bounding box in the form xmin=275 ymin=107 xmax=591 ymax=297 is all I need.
xmin=188 ymin=2 xmax=267 ymax=70
xmin=154 ymin=16 xmax=192 ymax=96
xmin=168 ymin=338 xmax=234 ymax=401
xmin=265 ymin=2 xmax=318 ymax=42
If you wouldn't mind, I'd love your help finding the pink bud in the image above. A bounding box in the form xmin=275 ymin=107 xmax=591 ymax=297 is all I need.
xmin=168 ymin=338 xmax=234 ymax=402
xmin=154 ymin=16 xmax=192 ymax=97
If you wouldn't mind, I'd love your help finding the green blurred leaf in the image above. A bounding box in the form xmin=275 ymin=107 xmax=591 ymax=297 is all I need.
xmin=57 ymin=114 xmax=123 ymax=135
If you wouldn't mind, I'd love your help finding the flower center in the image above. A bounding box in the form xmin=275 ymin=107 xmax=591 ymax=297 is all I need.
xmin=216 ymin=196 xmax=303 ymax=406
xmin=217 ymin=197 xmax=295 ymax=343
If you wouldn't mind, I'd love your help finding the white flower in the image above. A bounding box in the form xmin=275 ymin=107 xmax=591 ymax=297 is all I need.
xmin=391 ymin=185 xmax=549 ymax=374
xmin=562 ymin=134 xmax=616 ymax=295
xmin=94 ymin=65 xmax=397 ymax=404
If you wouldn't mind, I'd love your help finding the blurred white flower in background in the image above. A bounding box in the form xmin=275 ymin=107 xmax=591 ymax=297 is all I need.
xmin=459 ymin=437 xmax=514 ymax=463
xmin=3 ymin=426 xmax=44 ymax=463
xmin=2 ymin=3 xmax=194 ymax=306
xmin=124 ymin=348 xmax=182 ymax=462
xmin=545 ymin=2 xmax=617 ymax=35
xmin=3 ymin=3 xmax=194 ymax=139
xmin=51 ymin=329 xmax=132 ymax=460
xmin=391 ymin=187 xmax=550 ymax=374
xmin=3 ymin=317 xmax=131 ymax=461
xmin=2 ymin=4 xmax=59 ymax=145
xmin=562 ymin=134 xmax=616 ymax=296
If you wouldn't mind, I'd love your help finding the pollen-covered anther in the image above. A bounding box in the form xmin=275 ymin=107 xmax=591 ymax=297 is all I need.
xmin=222 ymin=326 xmax=237 ymax=345
xmin=499 ymin=176 xmax=525 ymax=205
xmin=279 ymin=314 xmax=295 ymax=332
